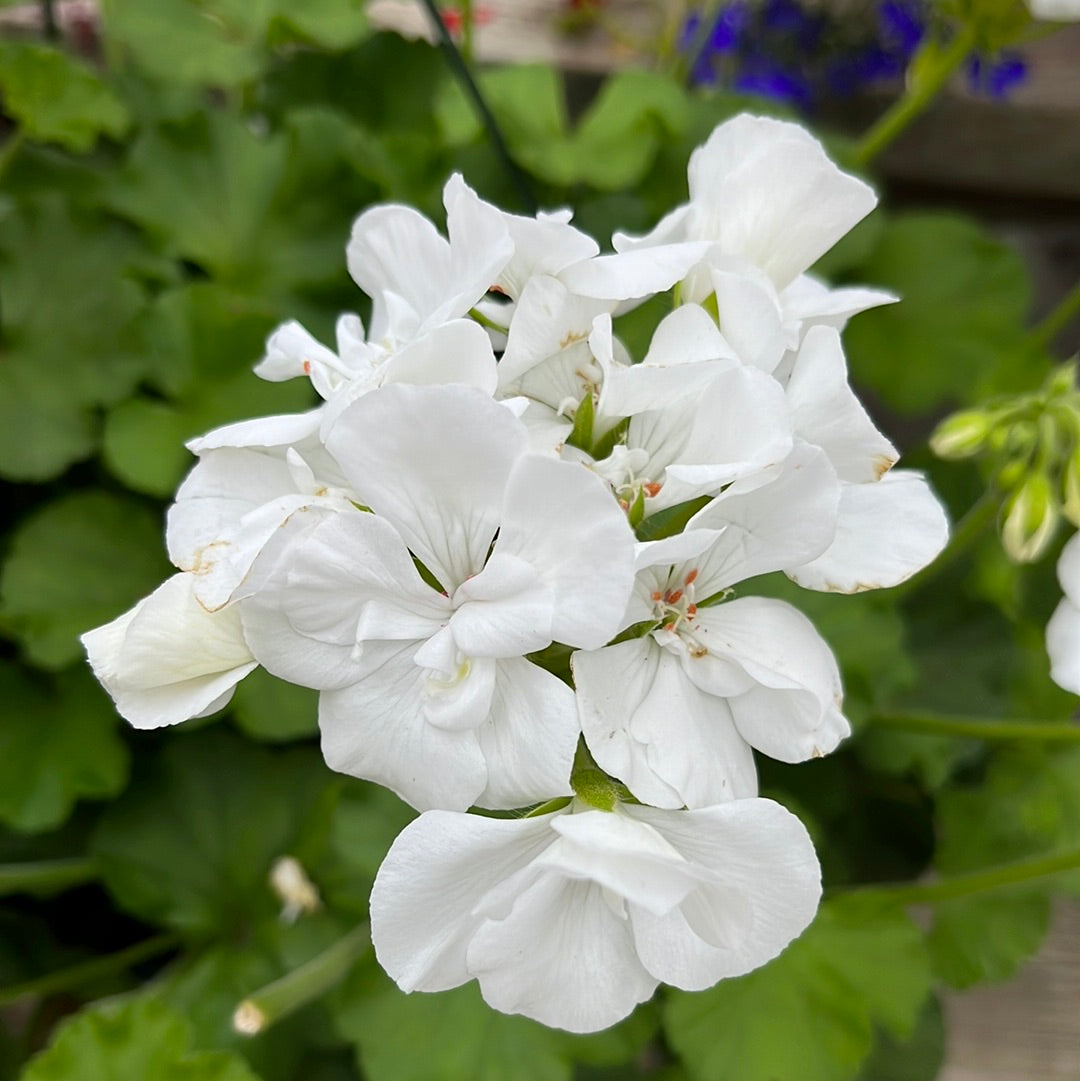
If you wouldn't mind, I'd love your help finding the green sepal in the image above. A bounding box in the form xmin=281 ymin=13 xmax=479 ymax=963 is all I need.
xmin=564 ymin=391 xmax=595 ymax=454
xmin=635 ymin=496 xmax=711 ymax=542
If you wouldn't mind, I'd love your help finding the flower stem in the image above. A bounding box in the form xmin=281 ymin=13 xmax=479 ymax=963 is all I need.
xmin=416 ymin=0 xmax=537 ymax=214
xmin=233 ymin=923 xmax=371 ymax=1036
xmin=851 ymin=25 xmax=977 ymax=169
xmin=1030 ymin=279 xmax=1080 ymax=352
xmin=0 ymin=857 xmax=98 ymax=897
xmin=868 ymin=711 xmax=1080 ymax=743
xmin=460 ymin=0 xmax=474 ymax=63
xmin=845 ymin=847 xmax=1080 ymax=906
xmin=0 ymin=934 xmax=181 ymax=1007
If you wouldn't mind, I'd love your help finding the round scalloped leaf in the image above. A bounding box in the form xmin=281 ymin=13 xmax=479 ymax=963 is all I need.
xmin=0 ymin=490 xmax=169 ymax=670
xmin=0 ymin=664 xmax=129 ymax=833
xmin=19 ymin=996 xmax=263 ymax=1081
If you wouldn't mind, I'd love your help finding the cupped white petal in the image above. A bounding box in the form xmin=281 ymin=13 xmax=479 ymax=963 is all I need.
xmin=325 ymin=384 xmax=528 ymax=589
xmin=574 ymin=638 xmax=758 ymax=809
xmin=785 ymin=325 xmax=897 ymax=483
xmin=688 ymin=443 xmax=842 ymax=592
xmin=473 ymin=658 xmax=577 ymax=809
xmin=686 ymin=114 xmax=877 ymax=288
xmin=371 ymin=809 xmax=556 ymax=992
xmin=710 ymin=262 xmax=787 ymax=373
xmin=627 ymin=799 xmax=821 ymax=989
xmin=496 ymin=454 xmax=636 ymax=649
xmin=693 ymin=597 xmax=850 ymax=762
xmin=318 ymin=642 xmax=487 ymax=811
xmin=81 ymin=573 xmax=257 ymax=729
xmin=787 ymin=470 xmax=949 ymax=593
xmin=469 ymin=873 xmax=658 ymax=1033
xmin=449 ymin=552 xmax=555 ymax=658
xmin=382 ymin=318 xmax=497 ymax=396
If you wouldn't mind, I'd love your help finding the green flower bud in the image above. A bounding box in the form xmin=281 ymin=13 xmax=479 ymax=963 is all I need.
xmin=1045 ymin=361 xmax=1077 ymax=400
xmin=1000 ymin=471 xmax=1060 ymax=563
xmin=930 ymin=410 xmax=991 ymax=459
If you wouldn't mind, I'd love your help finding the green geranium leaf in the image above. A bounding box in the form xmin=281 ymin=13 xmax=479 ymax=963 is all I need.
xmin=19 ymin=997 xmax=263 ymax=1081
xmin=0 ymin=491 xmax=169 ymax=669
xmin=0 ymin=42 xmax=131 ymax=152
xmin=0 ymin=198 xmax=149 ymax=481
xmin=230 ymin=669 xmax=318 ymax=743
xmin=104 ymin=112 xmax=347 ymax=295
xmin=331 ymin=974 xmax=572 ymax=1081
xmin=928 ymin=891 xmax=1051 ymax=988
xmin=570 ymin=69 xmax=689 ymax=190
xmin=664 ymin=899 xmax=931 ymax=1081
xmin=101 ymin=0 xmax=368 ymax=87
xmin=0 ymin=664 xmax=129 ymax=833
xmin=91 ymin=732 xmax=338 ymax=936
xmin=842 ymin=213 xmax=1031 ymax=413
xmin=103 ymin=284 xmax=313 ymax=496
xmin=856 ymin=997 xmax=945 ymax=1081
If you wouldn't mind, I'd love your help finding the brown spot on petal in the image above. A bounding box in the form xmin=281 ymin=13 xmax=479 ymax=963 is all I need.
xmin=873 ymin=454 xmax=898 ymax=480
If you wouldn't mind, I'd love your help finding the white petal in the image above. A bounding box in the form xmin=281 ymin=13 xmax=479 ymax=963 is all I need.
xmin=1057 ymin=531 xmax=1080 ymax=607
xmin=371 ymin=809 xmax=555 ymax=992
xmin=710 ymin=262 xmax=787 ymax=373
xmin=496 ymin=454 xmax=636 ymax=649
xmin=473 ymin=658 xmax=577 ymax=809
xmin=544 ymin=810 xmax=699 ymax=914
xmin=318 ymin=643 xmax=487 ymax=811
xmin=693 ymin=598 xmax=850 ymax=762
xmin=498 ymin=275 xmax=612 ymax=388
xmin=494 ymin=207 xmax=599 ymax=300
xmin=449 ymin=553 xmax=554 ymax=658
xmin=81 ymin=574 xmax=256 ymax=729
xmin=787 ymin=470 xmax=950 ymax=592
xmin=688 ymin=443 xmax=842 ymax=591
xmin=382 ymin=318 xmax=497 ymax=396
xmin=558 ymin=242 xmax=711 ymax=302
xmin=574 ymin=639 xmax=758 ymax=809
xmin=469 ymin=874 xmax=658 ymax=1033
xmin=686 ymin=114 xmax=877 ymax=288
xmin=1047 ymin=597 xmax=1080 ymax=694
xmin=325 ymin=384 xmax=528 ymax=589
xmin=627 ymin=799 xmax=821 ymax=988
xmin=785 ymin=325 xmax=897 ymax=483
xmin=185 ymin=408 xmax=325 ymax=454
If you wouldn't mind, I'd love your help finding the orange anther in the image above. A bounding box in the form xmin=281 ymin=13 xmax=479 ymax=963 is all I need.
xmin=687 ymin=604 xmax=697 ymax=617
xmin=685 ymin=569 xmax=698 ymax=585
xmin=643 ymin=482 xmax=662 ymax=497
xmin=650 ymin=591 xmax=662 ymax=602
xmin=302 ymin=360 xmax=312 ymax=375
xmin=667 ymin=589 xmax=683 ymax=605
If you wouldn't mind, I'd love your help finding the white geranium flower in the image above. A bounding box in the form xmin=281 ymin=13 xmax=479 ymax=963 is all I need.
xmin=613 ymin=114 xmax=876 ymax=293
xmin=81 ymin=573 xmax=257 ymax=729
xmin=574 ymin=445 xmax=849 ymax=808
xmin=240 ymin=384 xmax=635 ymax=811
xmin=1047 ymin=532 xmax=1080 ymax=693
xmin=347 ymin=173 xmax=513 ymax=347
xmin=370 ymin=796 xmax=821 ymax=1033
xmin=165 ymin=410 xmax=357 ymax=611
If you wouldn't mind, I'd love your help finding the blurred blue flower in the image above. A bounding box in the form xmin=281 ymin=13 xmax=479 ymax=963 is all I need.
xmin=683 ymin=0 xmax=1029 ymax=110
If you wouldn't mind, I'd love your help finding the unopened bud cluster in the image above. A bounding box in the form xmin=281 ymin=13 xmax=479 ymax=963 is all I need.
xmin=931 ymin=361 xmax=1080 ymax=562
xmin=81 ymin=115 xmax=949 ymax=1033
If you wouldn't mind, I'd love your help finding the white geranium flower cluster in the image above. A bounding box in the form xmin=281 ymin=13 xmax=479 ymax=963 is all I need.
xmin=82 ymin=114 xmax=948 ymax=1033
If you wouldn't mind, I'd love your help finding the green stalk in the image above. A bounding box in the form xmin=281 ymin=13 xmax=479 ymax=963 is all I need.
xmin=233 ymin=923 xmax=371 ymax=1035
xmin=416 ymin=0 xmax=537 ymax=214
xmin=868 ymin=711 xmax=1080 ymax=743
xmin=851 ymin=25 xmax=977 ymax=168
xmin=0 ymin=857 xmax=98 ymax=898
xmin=0 ymin=934 xmax=180 ymax=1007
xmin=846 ymin=847 xmax=1080 ymax=906
xmin=460 ymin=0 xmax=474 ymax=63
xmin=1030 ymin=279 xmax=1080 ymax=352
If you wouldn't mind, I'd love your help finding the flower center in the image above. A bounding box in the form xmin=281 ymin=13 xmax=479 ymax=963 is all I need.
xmin=650 ymin=569 xmax=709 ymax=658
